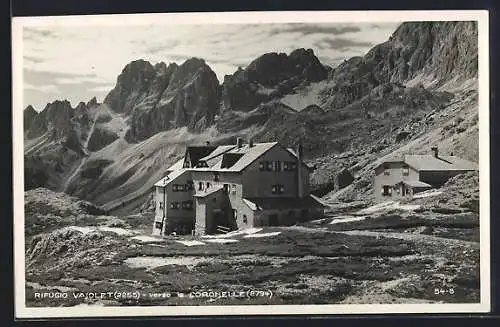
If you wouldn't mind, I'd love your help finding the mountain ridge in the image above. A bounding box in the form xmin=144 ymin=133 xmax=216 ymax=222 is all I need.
xmin=23 ymin=21 xmax=479 ymax=214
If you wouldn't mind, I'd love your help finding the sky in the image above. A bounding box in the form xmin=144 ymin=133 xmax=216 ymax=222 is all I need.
xmin=22 ymin=22 xmax=400 ymax=111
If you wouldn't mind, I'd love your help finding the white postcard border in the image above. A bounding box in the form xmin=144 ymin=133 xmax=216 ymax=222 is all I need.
xmin=12 ymin=10 xmax=491 ymax=318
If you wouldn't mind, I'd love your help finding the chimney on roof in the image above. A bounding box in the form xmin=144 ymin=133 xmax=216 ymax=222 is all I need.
xmin=249 ymin=138 xmax=254 ymax=147
xmin=431 ymin=146 xmax=439 ymax=158
xmin=297 ymin=142 xmax=304 ymax=199
xmin=236 ymin=137 xmax=243 ymax=148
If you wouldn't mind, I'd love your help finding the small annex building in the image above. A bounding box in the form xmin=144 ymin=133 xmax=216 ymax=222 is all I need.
xmin=373 ymin=147 xmax=478 ymax=202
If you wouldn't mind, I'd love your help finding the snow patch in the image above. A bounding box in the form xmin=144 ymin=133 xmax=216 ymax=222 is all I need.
xmin=124 ymin=256 xmax=209 ymax=270
xmin=244 ymin=232 xmax=281 ymax=238
xmin=329 ymin=216 xmax=368 ymax=225
xmin=176 ymin=240 xmax=206 ymax=246
xmin=99 ymin=227 xmax=135 ymax=236
xmin=131 ymin=235 xmax=164 ymax=243
xmin=279 ymin=81 xmax=327 ymax=111
xmin=204 ymin=239 xmax=239 ymax=244
xmin=66 ymin=226 xmax=95 ymax=235
xmin=201 ymin=228 xmax=263 ymax=239
xmin=413 ymin=190 xmax=444 ymax=199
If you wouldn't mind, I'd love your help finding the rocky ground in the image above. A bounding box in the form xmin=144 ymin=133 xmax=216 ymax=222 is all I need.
xmin=24 ymin=174 xmax=480 ymax=307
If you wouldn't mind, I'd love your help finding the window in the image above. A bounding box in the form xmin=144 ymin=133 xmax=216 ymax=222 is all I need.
xmin=186 ymin=181 xmax=194 ymax=190
xmin=382 ymin=185 xmax=391 ymax=196
xmin=272 ymin=184 xmax=284 ymax=194
xmin=233 ymin=209 xmax=237 ymax=219
xmin=383 ymin=164 xmax=390 ymax=175
xmin=213 ymin=172 xmax=220 ymax=181
xmin=284 ymin=161 xmax=297 ymax=171
xmin=171 ymin=202 xmax=180 ymax=209
xmin=266 ymin=162 xmax=273 ymax=171
xmin=159 ymin=202 xmax=164 ymax=209
xmin=172 ymin=184 xmax=186 ymax=192
xmin=155 ymin=221 xmax=163 ymax=229
xmin=182 ymin=200 xmax=193 ymax=210
xmin=259 ymin=162 xmax=266 ymax=171
xmin=274 ymin=161 xmax=281 ymax=172
xmin=402 ymin=165 xmax=409 ymax=176
xmin=223 ymin=184 xmax=229 ymax=194
xmin=197 ymin=160 xmax=208 ymax=168
xmin=269 ymin=214 xmax=279 ymax=226
xmin=206 ymin=182 xmax=211 ymax=189
xmin=198 ymin=182 xmax=203 ymax=191
xmin=243 ymin=215 xmax=248 ymax=224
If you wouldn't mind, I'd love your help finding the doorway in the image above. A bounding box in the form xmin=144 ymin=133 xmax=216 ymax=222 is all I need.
xmin=382 ymin=185 xmax=391 ymax=196
xmin=268 ymin=214 xmax=279 ymax=226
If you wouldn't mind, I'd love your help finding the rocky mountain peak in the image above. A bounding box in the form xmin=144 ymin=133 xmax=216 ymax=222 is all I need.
xmin=319 ymin=21 xmax=478 ymax=110
xmin=24 ymin=105 xmax=38 ymax=131
xmin=25 ymin=104 xmax=36 ymax=112
xmin=26 ymin=99 xmax=74 ymax=140
xmin=154 ymin=61 xmax=167 ymax=73
xmin=103 ymin=59 xmax=157 ymax=114
xmin=101 ymin=57 xmax=220 ymax=142
xmin=86 ymin=96 xmax=98 ymax=108
xmin=221 ymin=48 xmax=328 ymax=112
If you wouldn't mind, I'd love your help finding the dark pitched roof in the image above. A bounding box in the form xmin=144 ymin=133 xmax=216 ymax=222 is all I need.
xmin=220 ymin=153 xmax=245 ymax=168
xmin=184 ymin=146 xmax=217 ymax=167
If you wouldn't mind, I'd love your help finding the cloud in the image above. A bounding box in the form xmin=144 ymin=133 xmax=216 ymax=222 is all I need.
xmin=55 ymin=75 xmax=111 ymax=85
xmin=315 ymin=37 xmax=374 ymax=50
xmin=146 ymin=40 xmax=182 ymax=54
xmin=87 ymin=85 xmax=114 ymax=92
xmin=24 ymin=82 xmax=59 ymax=93
xmin=269 ymin=23 xmax=361 ymax=36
